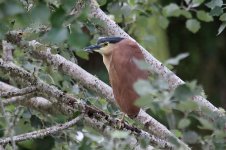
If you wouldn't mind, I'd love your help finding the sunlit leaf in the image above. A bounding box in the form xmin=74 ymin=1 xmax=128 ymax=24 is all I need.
xmin=111 ymin=130 xmax=129 ymax=138
xmin=39 ymin=72 xmax=55 ymax=84
xmin=158 ymin=16 xmax=169 ymax=29
xmin=133 ymin=79 xmax=155 ymax=96
xmin=178 ymin=118 xmax=191 ymax=129
xmin=30 ymin=2 xmax=50 ymax=24
xmin=44 ymin=27 xmax=68 ymax=43
xmin=197 ymin=10 xmax=213 ymax=22
xmin=128 ymin=0 xmax=135 ymax=7
xmin=174 ymin=84 xmax=193 ymax=101
xmin=0 ymin=0 xmax=24 ymax=16
xmin=165 ymin=53 xmax=189 ymax=65
xmin=219 ymin=13 xmax=226 ymax=21
xmin=186 ymin=19 xmax=201 ymax=33
xmin=68 ymin=31 xmax=90 ymax=49
xmin=185 ymin=0 xmax=191 ymax=5
xmin=76 ymin=50 xmax=89 ymax=60
xmin=177 ymin=100 xmax=198 ymax=112
xmin=97 ymin=0 xmax=107 ymax=6
xmin=206 ymin=0 xmax=223 ymax=9
xmin=183 ymin=131 xmax=199 ymax=144
xmin=171 ymin=129 xmax=182 ymax=138
xmin=217 ymin=22 xmax=226 ymax=35
xmin=180 ymin=10 xmax=192 ymax=19
xmin=163 ymin=3 xmax=181 ymax=17
xmin=191 ymin=0 xmax=205 ymax=7
xmin=196 ymin=117 xmax=214 ymax=130
xmin=135 ymin=94 xmax=154 ymax=107
xmin=210 ymin=6 xmax=223 ymax=16
xmin=133 ymin=59 xmax=150 ymax=70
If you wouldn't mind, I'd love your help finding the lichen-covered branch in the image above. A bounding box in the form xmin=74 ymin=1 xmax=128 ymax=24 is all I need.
xmin=86 ymin=0 xmax=222 ymax=117
xmin=3 ymin=33 xmax=189 ymax=148
xmin=0 ymin=116 xmax=82 ymax=145
xmin=2 ymin=40 xmax=14 ymax=62
xmin=84 ymin=117 xmax=173 ymax=149
xmin=0 ymin=81 xmax=64 ymax=114
xmin=30 ymin=48 xmax=115 ymax=104
xmin=0 ymin=86 xmax=36 ymax=98
xmin=0 ymin=59 xmax=171 ymax=148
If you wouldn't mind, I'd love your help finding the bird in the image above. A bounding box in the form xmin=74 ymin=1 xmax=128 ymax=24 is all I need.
xmin=84 ymin=37 xmax=149 ymax=118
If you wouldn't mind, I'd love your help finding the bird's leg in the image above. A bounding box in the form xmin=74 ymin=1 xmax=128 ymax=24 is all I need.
xmin=116 ymin=113 xmax=126 ymax=129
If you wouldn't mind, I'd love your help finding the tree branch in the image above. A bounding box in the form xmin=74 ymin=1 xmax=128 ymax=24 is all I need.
xmin=0 ymin=59 xmax=172 ymax=148
xmin=3 ymin=33 xmax=190 ymax=148
xmin=0 ymin=86 xmax=36 ymax=98
xmin=0 ymin=115 xmax=82 ymax=145
xmin=0 ymin=81 xmax=67 ymax=115
xmin=2 ymin=40 xmax=14 ymax=62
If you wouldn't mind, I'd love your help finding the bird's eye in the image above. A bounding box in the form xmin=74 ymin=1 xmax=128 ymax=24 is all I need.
xmin=100 ymin=42 xmax=108 ymax=47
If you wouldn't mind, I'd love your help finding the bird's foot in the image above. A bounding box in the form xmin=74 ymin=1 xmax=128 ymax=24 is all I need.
xmin=116 ymin=113 xmax=125 ymax=129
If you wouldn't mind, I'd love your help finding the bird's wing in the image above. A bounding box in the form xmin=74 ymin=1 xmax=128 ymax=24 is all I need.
xmin=109 ymin=39 xmax=148 ymax=117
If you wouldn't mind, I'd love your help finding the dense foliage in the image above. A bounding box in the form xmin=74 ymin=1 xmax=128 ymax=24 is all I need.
xmin=0 ymin=0 xmax=226 ymax=149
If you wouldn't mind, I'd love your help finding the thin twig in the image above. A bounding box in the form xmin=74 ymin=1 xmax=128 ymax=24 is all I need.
xmin=2 ymin=40 xmax=14 ymax=62
xmin=0 ymin=98 xmax=16 ymax=149
xmin=0 ymin=86 xmax=37 ymax=98
xmin=0 ymin=115 xmax=82 ymax=145
xmin=0 ymin=81 xmax=66 ymax=115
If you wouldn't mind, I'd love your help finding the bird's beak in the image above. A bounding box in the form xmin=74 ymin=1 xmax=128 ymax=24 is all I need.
xmin=84 ymin=44 xmax=101 ymax=53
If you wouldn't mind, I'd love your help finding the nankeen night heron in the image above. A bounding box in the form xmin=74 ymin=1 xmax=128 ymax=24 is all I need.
xmin=85 ymin=37 xmax=148 ymax=118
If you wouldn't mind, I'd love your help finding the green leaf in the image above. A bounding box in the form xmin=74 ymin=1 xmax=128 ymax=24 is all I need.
xmin=128 ymin=0 xmax=135 ymax=6
xmin=210 ymin=6 xmax=223 ymax=16
xmin=133 ymin=59 xmax=150 ymax=71
xmin=191 ymin=0 xmax=205 ymax=7
xmin=186 ymin=19 xmax=201 ymax=33
xmin=171 ymin=129 xmax=182 ymax=138
xmin=30 ymin=115 xmax=42 ymax=128
xmin=165 ymin=53 xmax=189 ymax=65
xmin=185 ymin=0 xmax=191 ymax=5
xmin=111 ymin=130 xmax=129 ymax=138
xmin=163 ymin=3 xmax=181 ymax=17
xmin=197 ymin=10 xmax=213 ymax=22
xmin=177 ymin=100 xmax=198 ymax=112
xmin=39 ymin=73 xmax=55 ymax=84
xmin=174 ymin=84 xmax=193 ymax=101
xmin=97 ymin=0 xmax=107 ymax=6
xmin=158 ymin=16 xmax=169 ymax=29
xmin=180 ymin=10 xmax=192 ymax=19
xmin=196 ymin=117 xmax=214 ymax=130
xmin=206 ymin=0 xmax=223 ymax=9
xmin=219 ymin=13 xmax=226 ymax=21
xmin=50 ymin=6 xmax=65 ymax=27
xmin=68 ymin=31 xmax=90 ymax=49
xmin=133 ymin=79 xmax=155 ymax=96
xmin=178 ymin=118 xmax=191 ymax=129
xmin=135 ymin=95 xmax=154 ymax=107
xmin=44 ymin=27 xmax=68 ymax=43
xmin=183 ymin=131 xmax=199 ymax=144
xmin=30 ymin=2 xmax=50 ymax=24
xmin=76 ymin=50 xmax=89 ymax=60
xmin=217 ymin=22 xmax=226 ymax=35
xmin=1 ymin=0 xmax=24 ymax=16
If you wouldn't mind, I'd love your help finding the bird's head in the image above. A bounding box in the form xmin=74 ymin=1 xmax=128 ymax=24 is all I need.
xmin=84 ymin=37 xmax=124 ymax=55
